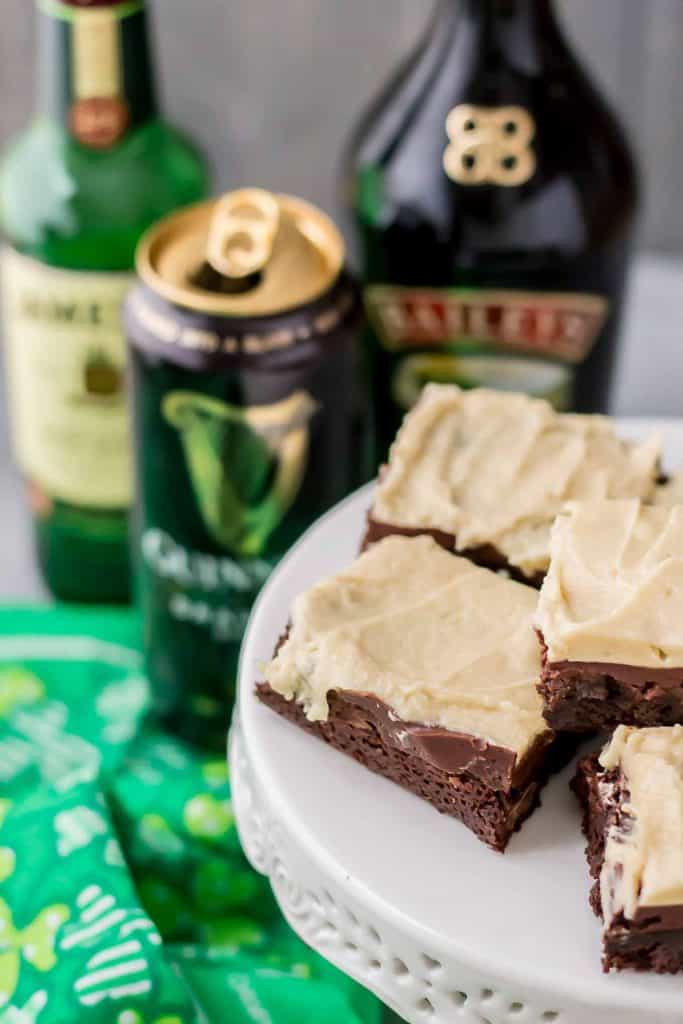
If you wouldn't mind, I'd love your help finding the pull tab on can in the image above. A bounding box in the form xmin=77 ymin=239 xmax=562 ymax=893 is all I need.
xmin=206 ymin=188 xmax=281 ymax=282
xmin=137 ymin=190 xmax=346 ymax=316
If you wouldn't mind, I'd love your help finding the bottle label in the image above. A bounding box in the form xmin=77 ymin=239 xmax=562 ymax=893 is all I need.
xmin=38 ymin=0 xmax=152 ymax=149
xmin=365 ymin=285 xmax=610 ymax=410
xmin=1 ymin=248 xmax=133 ymax=508
xmin=444 ymin=105 xmax=537 ymax=187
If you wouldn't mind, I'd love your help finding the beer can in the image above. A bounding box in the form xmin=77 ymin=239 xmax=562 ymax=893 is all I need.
xmin=125 ymin=189 xmax=369 ymax=747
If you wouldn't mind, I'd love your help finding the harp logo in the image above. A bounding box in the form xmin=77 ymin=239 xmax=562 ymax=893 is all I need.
xmin=163 ymin=390 xmax=318 ymax=557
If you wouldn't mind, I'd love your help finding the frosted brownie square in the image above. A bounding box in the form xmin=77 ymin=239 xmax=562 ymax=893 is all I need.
xmin=536 ymin=500 xmax=683 ymax=732
xmin=364 ymin=384 xmax=660 ymax=585
xmin=257 ymin=535 xmax=570 ymax=852
xmin=573 ymin=725 xmax=683 ymax=973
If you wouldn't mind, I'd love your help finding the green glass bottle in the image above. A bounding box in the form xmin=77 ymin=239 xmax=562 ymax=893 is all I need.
xmin=1 ymin=0 xmax=209 ymax=603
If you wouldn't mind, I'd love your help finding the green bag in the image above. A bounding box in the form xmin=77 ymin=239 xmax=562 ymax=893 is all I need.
xmin=171 ymin=938 xmax=384 ymax=1024
xmin=0 ymin=605 xmax=148 ymax=799
xmin=111 ymin=729 xmax=277 ymax=944
xmin=0 ymin=606 xmax=386 ymax=1024
xmin=0 ymin=781 xmax=198 ymax=1023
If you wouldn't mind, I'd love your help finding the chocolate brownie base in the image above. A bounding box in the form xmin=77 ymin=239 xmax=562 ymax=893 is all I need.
xmin=362 ymin=515 xmax=546 ymax=588
xmin=257 ymin=683 xmax=572 ymax=853
xmin=573 ymin=755 xmax=683 ymax=973
xmin=538 ymin=631 xmax=683 ymax=732
xmin=571 ymin=755 xmax=616 ymax=919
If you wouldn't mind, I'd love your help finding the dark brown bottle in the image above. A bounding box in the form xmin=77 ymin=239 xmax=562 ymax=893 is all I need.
xmin=346 ymin=0 xmax=639 ymax=456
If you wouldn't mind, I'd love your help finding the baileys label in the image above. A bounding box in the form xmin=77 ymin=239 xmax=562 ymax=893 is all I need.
xmin=365 ymin=284 xmax=611 ymax=413
xmin=365 ymin=285 xmax=609 ymax=363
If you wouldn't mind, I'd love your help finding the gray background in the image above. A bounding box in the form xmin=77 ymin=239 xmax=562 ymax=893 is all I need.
xmin=1 ymin=0 xmax=683 ymax=599
xmin=1 ymin=0 xmax=683 ymax=252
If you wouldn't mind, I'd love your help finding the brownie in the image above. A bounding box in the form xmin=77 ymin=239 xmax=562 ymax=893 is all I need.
xmin=573 ymin=726 xmax=683 ymax=973
xmin=365 ymin=384 xmax=659 ymax=585
xmin=362 ymin=514 xmax=545 ymax=588
xmin=538 ymin=639 xmax=683 ymax=732
xmin=536 ymin=500 xmax=683 ymax=732
xmin=258 ymin=684 xmax=574 ymax=852
xmin=257 ymin=534 xmax=566 ymax=852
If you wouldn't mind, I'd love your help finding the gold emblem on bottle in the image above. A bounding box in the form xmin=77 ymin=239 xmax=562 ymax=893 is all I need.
xmin=443 ymin=105 xmax=536 ymax=187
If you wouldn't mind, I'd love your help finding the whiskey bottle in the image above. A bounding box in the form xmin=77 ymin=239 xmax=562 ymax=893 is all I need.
xmin=1 ymin=0 xmax=209 ymax=601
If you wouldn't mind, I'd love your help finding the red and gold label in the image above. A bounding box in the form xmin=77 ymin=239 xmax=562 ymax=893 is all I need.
xmin=365 ymin=286 xmax=608 ymax=364
xmin=365 ymin=285 xmax=611 ymax=412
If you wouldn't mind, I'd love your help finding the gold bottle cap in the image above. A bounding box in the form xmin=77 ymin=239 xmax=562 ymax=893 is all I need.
xmin=137 ymin=188 xmax=346 ymax=317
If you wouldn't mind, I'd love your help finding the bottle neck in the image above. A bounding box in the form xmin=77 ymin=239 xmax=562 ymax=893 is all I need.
xmin=438 ymin=0 xmax=563 ymax=68
xmin=37 ymin=0 xmax=158 ymax=150
xmin=459 ymin=0 xmax=556 ymax=26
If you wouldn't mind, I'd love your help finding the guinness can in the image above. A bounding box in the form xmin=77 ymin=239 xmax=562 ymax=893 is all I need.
xmin=126 ymin=189 xmax=368 ymax=747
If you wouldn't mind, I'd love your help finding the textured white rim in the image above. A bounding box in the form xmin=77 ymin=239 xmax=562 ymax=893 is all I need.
xmin=235 ymin=418 xmax=683 ymax=1018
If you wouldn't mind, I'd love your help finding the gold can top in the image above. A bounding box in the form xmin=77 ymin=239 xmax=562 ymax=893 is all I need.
xmin=136 ymin=188 xmax=346 ymax=317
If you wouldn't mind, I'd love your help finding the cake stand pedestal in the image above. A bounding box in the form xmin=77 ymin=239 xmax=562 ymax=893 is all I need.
xmin=231 ymin=420 xmax=683 ymax=1024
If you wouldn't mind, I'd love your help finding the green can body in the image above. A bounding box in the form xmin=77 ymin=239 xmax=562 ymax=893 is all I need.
xmin=126 ymin=273 xmax=368 ymax=748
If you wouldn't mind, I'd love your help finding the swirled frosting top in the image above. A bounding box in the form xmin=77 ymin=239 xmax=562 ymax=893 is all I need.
xmin=600 ymin=725 xmax=683 ymax=919
xmin=371 ymin=385 xmax=660 ymax=578
xmin=263 ymin=535 xmax=549 ymax=758
xmin=536 ymin=499 xmax=683 ymax=667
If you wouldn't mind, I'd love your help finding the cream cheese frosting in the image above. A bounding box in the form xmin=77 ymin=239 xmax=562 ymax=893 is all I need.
xmin=654 ymin=470 xmax=683 ymax=507
xmin=371 ymin=384 xmax=660 ymax=578
xmin=535 ymin=499 xmax=683 ymax=668
xmin=599 ymin=724 xmax=683 ymax=921
xmin=263 ymin=534 xmax=549 ymax=759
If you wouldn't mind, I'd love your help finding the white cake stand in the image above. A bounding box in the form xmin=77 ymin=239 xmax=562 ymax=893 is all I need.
xmin=230 ymin=418 xmax=683 ymax=1024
